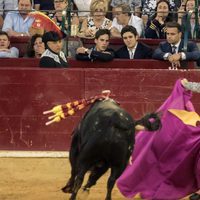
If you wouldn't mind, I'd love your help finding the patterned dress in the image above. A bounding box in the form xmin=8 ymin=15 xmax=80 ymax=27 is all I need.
xmin=87 ymin=17 xmax=111 ymax=30
xmin=110 ymin=0 xmax=141 ymax=8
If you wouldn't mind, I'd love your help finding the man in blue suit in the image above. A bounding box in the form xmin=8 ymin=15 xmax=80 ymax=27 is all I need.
xmin=152 ymin=21 xmax=200 ymax=68
xmin=115 ymin=25 xmax=153 ymax=59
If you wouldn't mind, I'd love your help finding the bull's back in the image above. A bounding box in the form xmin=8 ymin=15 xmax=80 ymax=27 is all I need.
xmin=79 ymin=99 xmax=135 ymax=149
xmin=82 ymin=99 xmax=134 ymax=130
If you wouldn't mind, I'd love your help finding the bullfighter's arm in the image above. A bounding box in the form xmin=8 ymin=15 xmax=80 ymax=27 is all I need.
xmin=181 ymin=79 xmax=200 ymax=93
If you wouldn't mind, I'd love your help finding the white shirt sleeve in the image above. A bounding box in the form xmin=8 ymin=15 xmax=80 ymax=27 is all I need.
xmin=2 ymin=12 xmax=14 ymax=32
xmin=111 ymin=17 xmax=122 ymax=31
xmin=181 ymin=52 xmax=186 ymax=60
xmin=163 ymin=53 xmax=171 ymax=60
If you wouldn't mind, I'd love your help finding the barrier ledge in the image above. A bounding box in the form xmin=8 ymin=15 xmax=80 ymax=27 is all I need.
xmin=82 ymin=38 xmax=165 ymax=45
xmin=69 ymin=59 xmax=195 ymax=69
xmin=0 ymin=58 xmax=195 ymax=69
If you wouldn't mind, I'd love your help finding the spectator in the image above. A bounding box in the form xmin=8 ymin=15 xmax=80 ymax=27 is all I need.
xmin=2 ymin=0 xmax=34 ymax=37
xmin=26 ymin=34 xmax=45 ymax=58
xmin=142 ymin=0 xmax=176 ymax=18
xmin=77 ymin=0 xmax=112 ymax=38
xmin=0 ymin=31 xmax=19 ymax=58
xmin=152 ymin=21 xmax=200 ymax=68
xmin=177 ymin=0 xmax=186 ymax=24
xmin=110 ymin=0 xmax=141 ymax=17
xmin=145 ymin=0 xmax=174 ymax=39
xmin=178 ymin=0 xmax=200 ymax=39
xmin=76 ymin=29 xmax=114 ymax=61
xmin=110 ymin=4 xmax=144 ymax=37
xmin=34 ymin=0 xmax=54 ymax=12
xmin=0 ymin=0 xmax=18 ymax=29
xmin=115 ymin=25 xmax=152 ymax=59
xmin=48 ymin=0 xmax=79 ymax=36
xmin=40 ymin=31 xmax=68 ymax=68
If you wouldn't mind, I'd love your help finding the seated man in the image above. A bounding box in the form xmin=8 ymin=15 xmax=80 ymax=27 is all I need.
xmin=76 ymin=29 xmax=114 ymax=62
xmin=152 ymin=21 xmax=200 ymax=68
xmin=2 ymin=0 xmax=34 ymax=37
xmin=48 ymin=0 xmax=79 ymax=36
xmin=115 ymin=25 xmax=152 ymax=59
xmin=0 ymin=31 xmax=19 ymax=58
xmin=110 ymin=4 xmax=143 ymax=37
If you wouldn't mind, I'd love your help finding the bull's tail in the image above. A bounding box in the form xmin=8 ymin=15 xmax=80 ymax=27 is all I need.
xmin=135 ymin=113 xmax=161 ymax=131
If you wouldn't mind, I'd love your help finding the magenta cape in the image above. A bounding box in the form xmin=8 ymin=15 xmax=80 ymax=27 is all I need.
xmin=117 ymin=79 xmax=200 ymax=200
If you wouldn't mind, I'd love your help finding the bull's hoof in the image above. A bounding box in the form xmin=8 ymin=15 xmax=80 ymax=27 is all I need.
xmin=61 ymin=186 xmax=73 ymax=193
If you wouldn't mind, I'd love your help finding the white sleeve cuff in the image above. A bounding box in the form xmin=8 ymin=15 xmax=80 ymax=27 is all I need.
xmin=163 ymin=53 xmax=171 ymax=60
xmin=181 ymin=52 xmax=186 ymax=60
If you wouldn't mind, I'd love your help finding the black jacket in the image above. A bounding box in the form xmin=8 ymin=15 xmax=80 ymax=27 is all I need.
xmin=76 ymin=47 xmax=114 ymax=62
xmin=115 ymin=43 xmax=153 ymax=59
xmin=40 ymin=49 xmax=68 ymax=68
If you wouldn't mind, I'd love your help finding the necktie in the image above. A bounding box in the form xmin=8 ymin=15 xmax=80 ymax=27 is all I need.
xmin=130 ymin=52 xmax=134 ymax=59
xmin=171 ymin=45 xmax=177 ymax=54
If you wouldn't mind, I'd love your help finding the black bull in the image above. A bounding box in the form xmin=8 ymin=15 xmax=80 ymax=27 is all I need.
xmin=62 ymin=99 xmax=161 ymax=200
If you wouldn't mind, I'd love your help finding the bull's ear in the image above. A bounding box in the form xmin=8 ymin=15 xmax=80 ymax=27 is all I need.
xmin=135 ymin=125 xmax=145 ymax=131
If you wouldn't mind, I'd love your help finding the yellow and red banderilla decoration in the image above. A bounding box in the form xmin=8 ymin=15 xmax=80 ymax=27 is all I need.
xmin=43 ymin=90 xmax=111 ymax=126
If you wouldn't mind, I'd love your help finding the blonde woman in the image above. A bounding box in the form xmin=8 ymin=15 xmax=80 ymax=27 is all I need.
xmin=77 ymin=0 xmax=112 ymax=38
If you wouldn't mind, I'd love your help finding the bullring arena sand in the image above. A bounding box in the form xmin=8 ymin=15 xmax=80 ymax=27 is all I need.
xmin=0 ymin=157 xmax=128 ymax=200
xmin=0 ymin=156 xmax=192 ymax=200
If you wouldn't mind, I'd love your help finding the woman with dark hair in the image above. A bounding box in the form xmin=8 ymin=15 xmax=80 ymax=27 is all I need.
xmin=145 ymin=0 xmax=174 ymax=39
xmin=40 ymin=31 xmax=68 ymax=68
xmin=26 ymin=34 xmax=45 ymax=58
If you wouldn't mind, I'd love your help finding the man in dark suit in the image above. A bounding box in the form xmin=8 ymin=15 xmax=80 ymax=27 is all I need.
xmin=115 ymin=25 xmax=153 ymax=59
xmin=76 ymin=29 xmax=114 ymax=62
xmin=152 ymin=21 xmax=200 ymax=68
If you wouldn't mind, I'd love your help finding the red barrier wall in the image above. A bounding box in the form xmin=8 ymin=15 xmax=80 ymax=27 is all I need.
xmin=0 ymin=58 xmax=195 ymax=69
xmin=0 ymin=67 xmax=200 ymax=151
